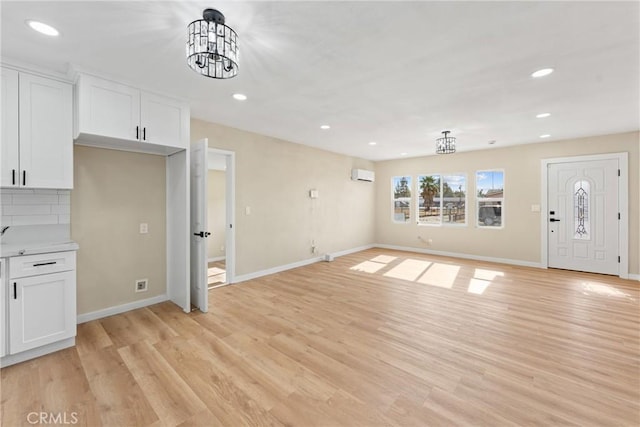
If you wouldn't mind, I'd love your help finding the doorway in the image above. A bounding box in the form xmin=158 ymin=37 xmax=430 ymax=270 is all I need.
xmin=206 ymin=150 xmax=230 ymax=289
xmin=541 ymin=153 xmax=628 ymax=278
xmin=190 ymin=140 xmax=235 ymax=313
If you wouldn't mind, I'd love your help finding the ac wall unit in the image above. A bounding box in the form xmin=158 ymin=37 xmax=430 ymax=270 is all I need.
xmin=351 ymin=168 xmax=375 ymax=182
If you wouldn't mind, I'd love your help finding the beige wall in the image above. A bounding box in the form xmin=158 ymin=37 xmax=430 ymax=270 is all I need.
xmin=375 ymin=131 xmax=640 ymax=275
xmin=207 ymin=170 xmax=226 ymax=260
xmin=71 ymin=146 xmax=166 ymax=315
xmin=191 ymin=119 xmax=376 ymax=276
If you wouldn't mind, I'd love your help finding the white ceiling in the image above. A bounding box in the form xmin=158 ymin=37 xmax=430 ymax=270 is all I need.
xmin=2 ymin=1 xmax=638 ymax=161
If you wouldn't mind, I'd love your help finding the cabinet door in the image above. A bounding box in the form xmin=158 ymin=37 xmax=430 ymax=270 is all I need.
xmin=9 ymin=270 xmax=76 ymax=354
xmin=1 ymin=260 xmax=6 ymax=358
xmin=19 ymin=73 xmax=73 ymax=189
xmin=77 ymin=75 xmax=141 ymax=142
xmin=140 ymin=92 xmax=188 ymax=148
xmin=1 ymin=68 xmax=19 ymax=187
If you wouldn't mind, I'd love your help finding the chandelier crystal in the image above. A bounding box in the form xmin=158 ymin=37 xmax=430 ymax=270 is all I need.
xmin=186 ymin=8 xmax=238 ymax=79
xmin=436 ymin=130 xmax=456 ymax=154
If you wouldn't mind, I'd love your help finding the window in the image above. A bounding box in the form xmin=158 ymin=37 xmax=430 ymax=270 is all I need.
xmin=442 ymin=175 xmax=466 ymax=225
xmin=573 ymin=179 xmax=590 ymax=240
xmin=416 ymin=174 xmax=466 ymax=226
xmin=476 ymin=170 xmax=504 ymax=227
xmin=417 ymin=175 xmax=441 ymax=225
xmin=392 ymin=176 xmax=412 ymax=223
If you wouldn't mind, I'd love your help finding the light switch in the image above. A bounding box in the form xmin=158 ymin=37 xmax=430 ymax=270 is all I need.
xmin=531 ymin=204 xmax=540 ymax=212
xmin=309 ymin=189 xmax=319 ymax=199
xmin=245 ymin=206 xmax=251 ymax=215
xmin=139 ymin=223 xmax=148 ymax=234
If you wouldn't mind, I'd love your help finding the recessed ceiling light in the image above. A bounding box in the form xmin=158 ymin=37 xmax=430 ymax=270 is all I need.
xmin=531 ymin=68 xmax=554 ymax=78
xmin=232 ymin=93 xmax=247 ymax=101
xmin=368 ymin=142 xmax=377 ymax=146
xmin=540 ymin=134 xmax=551 ymax=138
xmin=26 ymin=20 xmax=59 ymax=36
xmin=536 ymin=113 xmax=551 ymax=118
xmin=400 ymin=152 xmax=408 ymax=156
xmin=320 ymin=125 xmax=330 ymax=130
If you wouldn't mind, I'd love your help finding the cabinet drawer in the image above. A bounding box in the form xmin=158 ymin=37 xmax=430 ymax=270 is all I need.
xmin=9 ymin=251 xmax=76 ymax=279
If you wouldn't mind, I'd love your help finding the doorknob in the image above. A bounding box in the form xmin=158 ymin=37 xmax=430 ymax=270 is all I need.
xmin=550 ymin=218 xmax=561 ymax=222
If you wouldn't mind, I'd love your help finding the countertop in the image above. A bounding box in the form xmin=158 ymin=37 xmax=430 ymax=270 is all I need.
xmin=0 ymin=241 xmax=79 ymax=258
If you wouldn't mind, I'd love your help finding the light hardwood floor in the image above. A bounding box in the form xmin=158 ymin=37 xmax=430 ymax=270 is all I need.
xmin=2 ymin=248 xmax=639 ymax=426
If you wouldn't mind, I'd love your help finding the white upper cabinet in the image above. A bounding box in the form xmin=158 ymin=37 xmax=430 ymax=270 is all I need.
xmin=75 ymin=73 xmax=189 ymax=153
xmin=1 ymin=67 xmax=73 ymax=189
xmin=76 ymin=75 xmax=140 ymax=141
xmin=1 ymin=68 xmax=19 ymax=188
xmin=140 ymin=92 xmax=189 ymax=148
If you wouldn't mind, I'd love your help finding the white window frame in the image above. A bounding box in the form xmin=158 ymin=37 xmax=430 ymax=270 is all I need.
xmin=391 ymin=176 xmax=412 ymax=224
xmin=416 ymin=174 xmax=442 ymax=227
xmin=416 ymin=173 xmax=467 ymax=227
xmin=476 ymin=169 xmax=505 ymax=229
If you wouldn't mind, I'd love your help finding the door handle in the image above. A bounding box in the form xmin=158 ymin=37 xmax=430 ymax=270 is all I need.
xmin=193 ymin=231 xmax=211 ymax=238
xmin=550 ymin=218 xmax=561 ymax=222
xmin=136 ymin=126 xmax=139 ymax=140
xmin=12 ymin=169 xmax=15 ymax=185
xmin=13 ymin=282 xmax=17 ymax=299
xmin=143 ymin=127 xmax=146 ymax=141
xmin=22 ymin=170 xmax=26 ymax=186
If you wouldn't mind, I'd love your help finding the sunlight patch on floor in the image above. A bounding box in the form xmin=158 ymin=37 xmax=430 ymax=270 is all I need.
xmin=384 ymin=259 xmax=433 ymax=281
xmin=474 ymin=268 xmax=505 ymax=281
xmin=417 ymin=263 xmax=460 ymax=288
xmin=350 ymin=260 xmax=387 ymax=274
xmin=581 ymin=282 xmax=633 ymax=299
xmin=468 ymin=278 xmax=491 ymax=294
xmin=370 ymin=255 xmax=398 ymax=264
xmin=466 ymin=268 xmax=504 ymax=295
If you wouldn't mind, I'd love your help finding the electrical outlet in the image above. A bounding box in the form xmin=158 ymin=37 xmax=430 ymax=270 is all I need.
xmin=139 ymin=223 xmax=148 ymax=234
xmin=135 ymin=279 xmax=148 ymax=292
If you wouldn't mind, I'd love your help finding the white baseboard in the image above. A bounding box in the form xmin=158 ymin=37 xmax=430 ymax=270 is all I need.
xmin=233 ymin=244 xmax=377 ymax=283
xmin=1 ymin=337 xmax=75 ymax=368
xmin=327 ymin=244 xmax=375 ymax=259
xmin=373 ymin=243 xmax=544 ymax=269
xmin=77 ymin=294 xmax=169 ymax=324
xmin=234 ymin=256 xmax=324 ymax=283
xmin=207 ymin=256 xmax=226 ymax=263
xmin=628 ymin=273 xmax=640 ymax=281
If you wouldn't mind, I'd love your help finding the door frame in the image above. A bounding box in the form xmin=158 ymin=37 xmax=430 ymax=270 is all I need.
xmin=540 ymin=152 xmax=629 ymax=278
xmin=207 ymin=147 xmax=236 ymax=284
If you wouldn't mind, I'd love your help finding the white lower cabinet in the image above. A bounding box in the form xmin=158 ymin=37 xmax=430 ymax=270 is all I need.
xmin=1 ymin=251 xmax=76 ymax=366
xmin=9 ymin=270 xmax=76 ymax=354
xmin=0 ymin=259 xmax=6 ymax=358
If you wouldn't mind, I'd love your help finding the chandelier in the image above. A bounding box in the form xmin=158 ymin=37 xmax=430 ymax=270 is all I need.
xmin=436 ymin=130 xmax=456 ymax=154
xmin=186 ymin=8 xmax=238 ymax=79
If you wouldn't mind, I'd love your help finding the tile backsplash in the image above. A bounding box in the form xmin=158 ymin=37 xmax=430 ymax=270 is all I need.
xmin=1 ymin=189 xmax=71 ymax=226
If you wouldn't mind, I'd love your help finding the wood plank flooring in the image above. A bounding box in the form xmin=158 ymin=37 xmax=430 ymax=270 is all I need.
xmin=208 ymin=261 xmax=226 ymax=287
xmin=2 ymin=248 xmax=639 ymax=426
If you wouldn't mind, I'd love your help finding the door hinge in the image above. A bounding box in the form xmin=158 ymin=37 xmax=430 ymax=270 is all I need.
xmin=618 ymin=256 xmax=620 ymax=263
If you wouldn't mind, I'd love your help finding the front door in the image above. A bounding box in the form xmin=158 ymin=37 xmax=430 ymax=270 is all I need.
xmin=547 ymin=159 xmax=619 ymax=275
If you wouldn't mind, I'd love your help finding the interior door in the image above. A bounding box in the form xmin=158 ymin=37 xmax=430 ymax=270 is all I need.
xmin=190 ymin=139 xmax=209 ymax=312
xmin=547 ymin=159 xmax=619 ymax=275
